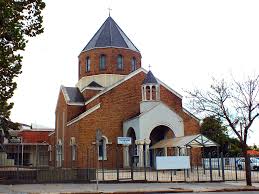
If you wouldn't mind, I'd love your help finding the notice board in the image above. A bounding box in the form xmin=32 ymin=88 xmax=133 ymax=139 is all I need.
xmin=156 ymin=156 xmax=190 ymax=170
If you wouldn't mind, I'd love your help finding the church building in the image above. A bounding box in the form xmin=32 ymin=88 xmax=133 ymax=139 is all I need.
xmin=51 ymin=16 xmax=201 ymax=168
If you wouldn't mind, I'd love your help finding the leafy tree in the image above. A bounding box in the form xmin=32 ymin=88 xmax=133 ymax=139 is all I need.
xmin=200 ymin=116 xmax=242 ymax=156
xmin=187 ymin=75 xmax=259 ymax=186
xmin=228 ymin=137 xmax=242 ymax=156
xmin=0 ymin=0 xmax=45 ymax=135
xmin=200 ymin=116 xmax=228 ymax=146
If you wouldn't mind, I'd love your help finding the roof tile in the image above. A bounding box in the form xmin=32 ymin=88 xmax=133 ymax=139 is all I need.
xmin=82 ymin=17 xmax=139 ymax=52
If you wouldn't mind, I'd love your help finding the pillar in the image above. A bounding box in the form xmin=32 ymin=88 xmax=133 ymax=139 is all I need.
xmin=156 ymin=85 xmax=160 ymax=100
xmin=135 ymin=139 xmax=145 ymax=167
xmin=149 ymin=85 xmax=152 ymax=100
xmin=144 ymin=139 xmax=151 ymax=167
xmin=123 ymin=145 xmax=130 ymax=167
xmin=144 ymin=86 xmax=146 ymax=100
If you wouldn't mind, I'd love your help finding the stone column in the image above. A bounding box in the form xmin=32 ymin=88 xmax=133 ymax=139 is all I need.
xmin=144 ymin=86 xmax=146 ymax=101
xmin=144 ymin=139 xmax=151 ymax=167
xmin=156 ymin=85 xmax=160 ymax=100
xmin=123 ymin=145 xmax=130 ymax=167
xmin=149 ymin=85 xmax=152 ymax=100
xmin=164 ymin=147 xmax=167 ymax=156
xmin=135 ymin=139 xmax=145 ymax=167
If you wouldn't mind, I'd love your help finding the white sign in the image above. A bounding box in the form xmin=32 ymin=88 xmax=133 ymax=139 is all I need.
xmin=117 ymin=137 xmax=132 ymax=145
xmin=156 ymin=156 xmax=190 ymax=170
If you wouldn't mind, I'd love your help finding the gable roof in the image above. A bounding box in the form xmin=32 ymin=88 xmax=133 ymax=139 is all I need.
xmin=87 ymin=81 xmax=103 ymax=88
xmin=124 ymin=101 xmax=182 ymax=123
xmin=85 ymin=68 xmax=183 ymax=106
xmin=143 ymin=70 xmax=158 ymax=84
xmin=62 ymin=86 xmax=85 ymax=105
xmin=150 ymin=134 xmax=219 ymax=149
xmin=82 ymin=16 xmax=139 ymax=53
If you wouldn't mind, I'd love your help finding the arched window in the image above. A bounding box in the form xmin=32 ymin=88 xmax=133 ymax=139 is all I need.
xmin=131 ymin=57 xmax=137 ymax=71
xmin=70 ymin=137 xmax=76 ymax=161
xmin=86 ymin=57 xmax=90 ymax=72
xmin=56 ymin=139 xmax=62 ymax=167
xmin=98 ymin=136 xmax=108 ymax=160
xmin=152 ymin=85 xmax=156 ymax=100
xmin=99 ymin=54 xmax=106 ymax=70
xmin=48 ymin=145 xmax=52 ymax=162
xmin=117 ymin=54 xmax=123 ymax=70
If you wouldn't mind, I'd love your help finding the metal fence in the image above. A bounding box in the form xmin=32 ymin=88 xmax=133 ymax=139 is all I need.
xmin=0 ymin=144 xmax=259 ymax=184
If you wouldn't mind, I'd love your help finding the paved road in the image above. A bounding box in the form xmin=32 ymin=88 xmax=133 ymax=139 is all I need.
xmin=151 ymin=192 xmax=259 ymax=194
xmin=0 ymin=182 xmax=258 ymax=193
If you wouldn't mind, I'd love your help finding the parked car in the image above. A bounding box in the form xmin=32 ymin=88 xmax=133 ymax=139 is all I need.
xmin=237 ymin=158 xmax=259 ymax=170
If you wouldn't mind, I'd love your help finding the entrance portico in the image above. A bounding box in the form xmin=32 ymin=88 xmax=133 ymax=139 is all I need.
xmin=123 ymin=102 xmax=184 ymax=167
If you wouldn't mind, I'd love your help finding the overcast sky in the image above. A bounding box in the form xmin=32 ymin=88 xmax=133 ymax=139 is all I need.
xmin=10 ymin=0 xmax=259 ymax=145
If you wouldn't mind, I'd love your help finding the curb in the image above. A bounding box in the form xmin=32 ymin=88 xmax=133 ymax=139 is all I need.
xmin=202 ymin=187 xmax=259 ymax=192
xmin=57 ymin=187 xmax=259 ymax=194
xmin=59 ymin=190 xmax=194 ymax=194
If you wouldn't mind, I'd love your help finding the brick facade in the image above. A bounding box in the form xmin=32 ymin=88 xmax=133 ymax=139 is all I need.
xmin=53 ymin=17 xmax=201 ymax=169
xmin=54 ymin=70 xmax=201 ymax=168
xmin=78 ymin=48 xmax=141 ymax=79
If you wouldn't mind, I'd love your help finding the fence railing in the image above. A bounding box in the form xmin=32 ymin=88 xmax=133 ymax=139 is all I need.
xmin=1 ymin=144 xmax=259 ymax=184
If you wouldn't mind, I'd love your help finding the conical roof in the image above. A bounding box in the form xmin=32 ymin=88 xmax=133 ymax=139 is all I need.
xmin=143 ymin=71 xmax=158 ymax=84
xmin=82 ymin=16 xmax=139 ymax=53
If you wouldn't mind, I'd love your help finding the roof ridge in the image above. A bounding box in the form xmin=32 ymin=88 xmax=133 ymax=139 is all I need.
xmin=84 ymin=68 xmax=183 ymax=106
xmin=143 ymin=70 xmax=158 ymax=84
xmin=81 ymin=17 xmax=108 ymax=53
xmin=81 ymin=16 xmax=140 ymax=53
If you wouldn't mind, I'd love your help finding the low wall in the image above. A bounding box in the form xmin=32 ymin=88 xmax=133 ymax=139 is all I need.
xmin=0 ymin=168 xmax=96 ymax=184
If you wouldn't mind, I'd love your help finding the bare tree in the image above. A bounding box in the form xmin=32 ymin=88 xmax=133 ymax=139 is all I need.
xmin=187 ymin=75 xmax=259 ymax=186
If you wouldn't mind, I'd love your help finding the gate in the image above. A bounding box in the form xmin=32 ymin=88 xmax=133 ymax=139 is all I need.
xmin=1 ymin=143 xmax=259 ymax=184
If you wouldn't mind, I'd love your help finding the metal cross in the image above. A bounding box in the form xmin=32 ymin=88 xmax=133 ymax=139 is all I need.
xmin=108 ymin=8 xmax=112 ymax=17
xmin=148 ymin=64 xmax=151 ymax=70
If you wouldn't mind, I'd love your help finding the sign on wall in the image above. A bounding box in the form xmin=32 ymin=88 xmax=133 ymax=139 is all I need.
xmin=156 ymin=156 xmax=190 ymax=170
xmin=117 ymin=137 xmax=132 ymax=145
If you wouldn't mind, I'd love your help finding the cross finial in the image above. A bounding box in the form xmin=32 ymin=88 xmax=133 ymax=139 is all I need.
xmin=108 ymin=7 xmax=112 ymax=17
xmin=148 ymin=64 xmax=151 ymax=70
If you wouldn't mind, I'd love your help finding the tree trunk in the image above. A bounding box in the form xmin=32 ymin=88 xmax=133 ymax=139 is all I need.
xmin=242 ymin=143 xmax=252 ymax=186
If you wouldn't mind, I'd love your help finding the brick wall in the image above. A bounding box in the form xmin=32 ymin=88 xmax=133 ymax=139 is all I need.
xmin=66 ymin=105 xmax=85 ymax=122
xmin=67 ymin=72 xmax=146 ymax=168
xmin=19 ymin=131 xmax=51 ymax=143
xmin=82 ymin=89 xmax=100 ymax=101
xmin=55 ymin=70 xmax=201 ymax=168
xmin=78 ymin=48 xmax=141 ymax=79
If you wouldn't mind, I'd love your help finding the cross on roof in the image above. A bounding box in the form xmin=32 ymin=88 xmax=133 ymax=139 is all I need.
xmin=108 ymin=8 xmax=112 ymax=17
xmin=148 ymin=64 xmax=151 ymax=70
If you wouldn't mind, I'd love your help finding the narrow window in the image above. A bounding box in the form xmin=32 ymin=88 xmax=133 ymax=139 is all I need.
xmin=117 ymin=54 xmax=123 ymax=70
xmin=99 ymin=54 xmax=106 ymax=70
xmin=98 ymin=139 xmax=104 ymax=158
xmin=48 ymin=145 xmax=52 ymax=162
xmin=131 ymin=57 xmax=137 ymax=71
xmin=72 ymin=145 xmax=76 ymax=161
xmin=70 ymin=137 xmax=76 ymax=161
xmin=98 ymin=137 xmax=107 ymax=160
xmin=86 ymin=57 xmax=90 ymax=72
xmin=56 ymin=139 xmax=62 ymax=167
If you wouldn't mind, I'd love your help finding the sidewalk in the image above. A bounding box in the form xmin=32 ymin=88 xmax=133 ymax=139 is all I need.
xmin=1 ymin=181 xmax=259 ymax=194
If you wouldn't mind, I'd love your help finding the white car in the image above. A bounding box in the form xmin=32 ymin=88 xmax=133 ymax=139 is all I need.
xmin=237 ymin=158 xmax=259 ymax=170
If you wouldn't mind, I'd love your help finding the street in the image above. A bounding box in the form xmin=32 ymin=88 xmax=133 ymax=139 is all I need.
xmin=151 ymin=192 xmax=259 ymax=194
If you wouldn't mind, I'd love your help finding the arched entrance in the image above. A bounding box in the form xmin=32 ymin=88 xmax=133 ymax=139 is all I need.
xmin=149 ymin=125 xmax=175 ymax=167
xmin=126 ymin=127 xmax=136 ymax=167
